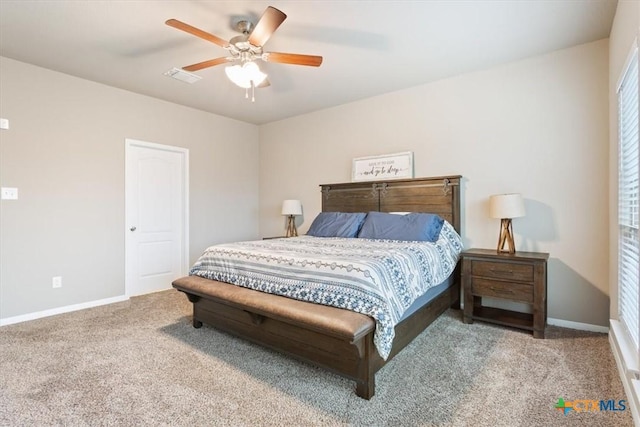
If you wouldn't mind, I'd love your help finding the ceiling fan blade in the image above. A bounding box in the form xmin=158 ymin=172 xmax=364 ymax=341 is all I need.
xmin=183 ymin=57 xmax=231 ymax=72
xmin=166 ymin=19 xmax=229 ymax=48
xmin=264 ymin=52 xmax=323 ymax=67
xmin=248 ymin=6 xmax=287 ymax=47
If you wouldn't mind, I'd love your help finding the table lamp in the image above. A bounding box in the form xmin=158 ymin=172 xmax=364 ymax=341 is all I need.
xmin=489 ymin=193 xmax=525 ymax=254
xmin=281 ymin=199 xmax=302 ymax=237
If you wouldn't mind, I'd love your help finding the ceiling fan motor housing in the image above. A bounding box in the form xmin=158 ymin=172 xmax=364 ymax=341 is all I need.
xmin=234 ymin=20 xmax=253 ymax=35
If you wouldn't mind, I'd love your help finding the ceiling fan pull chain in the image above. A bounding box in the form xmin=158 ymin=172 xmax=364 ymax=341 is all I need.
xmin=245 ymin=87 xmax=249 ymax=99
xmin=251 ymin=82 xmax=256 ymax=102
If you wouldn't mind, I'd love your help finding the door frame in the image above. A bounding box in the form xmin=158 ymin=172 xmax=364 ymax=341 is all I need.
xmin=124 ymin=138 xmax=189 ymax=297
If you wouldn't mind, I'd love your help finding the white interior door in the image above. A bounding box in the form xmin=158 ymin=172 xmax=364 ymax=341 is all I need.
xmin=125 ymin=139 xmax=189 ymax=296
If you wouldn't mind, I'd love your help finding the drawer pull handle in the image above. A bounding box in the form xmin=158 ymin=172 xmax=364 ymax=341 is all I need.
xmin=490 ymin=287 xmax=514 ymax=294
xmin=489 ymin=268 xmax=513 ymax=274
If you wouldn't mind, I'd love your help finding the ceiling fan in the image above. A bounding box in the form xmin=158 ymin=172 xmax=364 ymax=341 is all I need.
xmin=166 ymin=6 xmax=323 ymax=100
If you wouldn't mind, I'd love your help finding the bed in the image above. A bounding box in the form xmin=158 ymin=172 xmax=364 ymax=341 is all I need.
xmin=172 ymin=175 xmax=462 ymax=399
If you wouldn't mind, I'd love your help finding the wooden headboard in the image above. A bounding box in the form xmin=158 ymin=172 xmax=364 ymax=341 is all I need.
xmin=320 ymin=175 xmax=461 ymax=234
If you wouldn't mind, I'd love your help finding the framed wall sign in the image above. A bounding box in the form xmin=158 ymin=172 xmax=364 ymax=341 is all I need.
xmin=352 ymin=151 xmax=414 ymax=182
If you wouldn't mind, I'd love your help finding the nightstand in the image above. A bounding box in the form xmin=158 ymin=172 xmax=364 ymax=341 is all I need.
xmin=462 ymin=248 xmax=549 ymax=338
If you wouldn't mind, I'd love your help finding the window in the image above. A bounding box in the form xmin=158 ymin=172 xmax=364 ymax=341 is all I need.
xmin=618 ymin=44 xmax=640 ymax=354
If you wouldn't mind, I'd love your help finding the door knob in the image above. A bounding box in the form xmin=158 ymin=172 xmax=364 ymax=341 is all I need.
xmin=130 ymin=226 xmax=137 ymax=232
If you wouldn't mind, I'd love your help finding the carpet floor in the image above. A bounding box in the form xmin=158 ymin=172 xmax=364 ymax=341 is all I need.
xmin=0 ymin=289 xmax=633 ymax=426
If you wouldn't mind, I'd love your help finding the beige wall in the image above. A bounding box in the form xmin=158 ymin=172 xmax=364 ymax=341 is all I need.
xmin=260 ymin=40 xmax=610 ymax=327
xmin=0 ymin=35 xmax=614 ymax=327
xmin=608 ymin=1 xmax=640 ymax=321
xmin=0 ymin=57 xmax=260 ymax=320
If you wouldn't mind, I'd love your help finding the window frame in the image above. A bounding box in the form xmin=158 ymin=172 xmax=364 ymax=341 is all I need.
xmin=615 ymin=37 xmax=640 ymax=374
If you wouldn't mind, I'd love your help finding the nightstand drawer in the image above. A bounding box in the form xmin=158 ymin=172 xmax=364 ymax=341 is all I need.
xmin=471 ymin=260 xmax=534 ymax=282
xmin=471 ymin=278 xmax=533 ymax=304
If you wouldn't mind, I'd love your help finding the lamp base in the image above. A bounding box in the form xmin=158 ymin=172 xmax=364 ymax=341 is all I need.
xmin=285 ymin=215 xmax=298 ymax=238
xmin=497 ymin=218 xmax=516 ymax=254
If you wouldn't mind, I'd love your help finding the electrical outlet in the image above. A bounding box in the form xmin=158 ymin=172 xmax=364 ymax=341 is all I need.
xmin=52 ymin=276 xmax=62 ymax=288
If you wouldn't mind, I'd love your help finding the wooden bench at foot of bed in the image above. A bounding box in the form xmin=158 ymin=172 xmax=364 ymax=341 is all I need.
xmin=172 ymin=275 xmax=459 ymax=399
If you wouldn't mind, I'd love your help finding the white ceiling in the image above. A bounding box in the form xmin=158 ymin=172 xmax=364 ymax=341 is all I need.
xmin=0 ymin=1 xmax=617 ymax=125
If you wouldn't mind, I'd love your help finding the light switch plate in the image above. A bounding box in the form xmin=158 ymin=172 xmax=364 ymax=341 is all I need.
xmin=1 ymin=187 xmax=18 ymax=200
xmin=52 ymin=276 xmax=62 ymax=288
xmin=0 ymin=118 xmax=8 ymax=130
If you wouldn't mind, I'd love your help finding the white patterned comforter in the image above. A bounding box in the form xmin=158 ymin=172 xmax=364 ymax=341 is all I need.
xmin=189 ymin=221 xmax=463 ymax=359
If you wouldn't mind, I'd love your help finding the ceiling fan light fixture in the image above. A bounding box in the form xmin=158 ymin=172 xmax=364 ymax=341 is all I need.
xmin=225 ymin=61 xmax=267 ymax=89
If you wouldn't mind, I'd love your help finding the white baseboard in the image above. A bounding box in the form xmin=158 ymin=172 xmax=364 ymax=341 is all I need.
xmin=547 ymin=317 xmax=609 ymax=333
xmin=609 ymin=320 xmax=640 ymax=426
xmin=0 ymin=295 xmax=129 ymax=326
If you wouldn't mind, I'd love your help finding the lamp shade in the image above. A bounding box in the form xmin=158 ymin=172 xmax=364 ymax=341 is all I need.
xmin=489 ymin=194 xmax=525 ymax=219
xmin=281 ymin=199 xmax=302 ymax=216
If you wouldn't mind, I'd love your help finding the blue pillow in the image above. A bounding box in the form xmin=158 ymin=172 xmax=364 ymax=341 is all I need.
xmin=357 ymin=211 xmax=444 ymax=242
xmin=307 ymin=212 xmax=367 ymax=238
